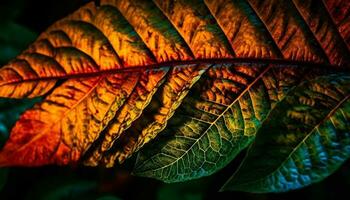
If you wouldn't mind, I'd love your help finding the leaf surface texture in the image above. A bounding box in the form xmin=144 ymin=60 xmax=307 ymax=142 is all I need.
xmin=0 ymin=0 xmax=348 ymax=192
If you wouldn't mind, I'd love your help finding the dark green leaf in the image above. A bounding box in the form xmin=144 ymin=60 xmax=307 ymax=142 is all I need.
xmin=0 ymin=21 xmax=36 ymax=64
xmin=222 ymin=73 xmax=350 ymax=192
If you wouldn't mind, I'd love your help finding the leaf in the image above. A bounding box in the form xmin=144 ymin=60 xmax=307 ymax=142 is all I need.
xmin=133 ymin=0 xmax=350 ymax=183
xmin=323 ymin=0 xmax=350 ymax=47
xmin=0 ymin=0 xmax=348 ymax=99
xmin=0 ymin=98 xmax=38 ymax=191
xmin=0 ymin=70 xmax=168 ymax=166
xmin=0 ymin=0 xmax=348 ymax=191
xmin=221 ymin=73 xmax=350 ymax=192
xmin=85 ymin=64 xmax=208 ymax=167
xmin=133 ymin=64 xmax=310 ymax=182
xmin=0 ymin=21 xmax=37 ymax=64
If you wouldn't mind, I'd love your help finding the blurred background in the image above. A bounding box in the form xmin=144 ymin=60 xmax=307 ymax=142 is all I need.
xmin=0 ymin=0 xmax=349 ymax=199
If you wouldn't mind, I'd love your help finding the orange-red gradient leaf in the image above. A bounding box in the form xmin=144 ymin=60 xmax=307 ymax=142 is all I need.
xmin=0 ymin=0 xmax=348 ymax=168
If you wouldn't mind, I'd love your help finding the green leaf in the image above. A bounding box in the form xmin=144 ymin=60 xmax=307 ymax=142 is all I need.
xmin=133 ymin=64 xmax=311 ymax=182
xmin=0 ymin=21 xmax=37 ymax=64
xmin=222 ymin=73 xmax=350 ymax=192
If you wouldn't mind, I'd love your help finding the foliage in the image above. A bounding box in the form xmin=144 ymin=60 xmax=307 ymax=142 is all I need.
xmin=0 ymin=0 xmax=349 ymax=196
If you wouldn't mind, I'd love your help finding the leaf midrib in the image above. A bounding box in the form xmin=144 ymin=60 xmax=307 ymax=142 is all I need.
xmin=0 ymin=57 xmax=344 ymax=87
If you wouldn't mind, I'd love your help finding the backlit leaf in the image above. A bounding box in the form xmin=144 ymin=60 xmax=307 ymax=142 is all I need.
xmin=0 ymin=0 xmax=348 ymax=192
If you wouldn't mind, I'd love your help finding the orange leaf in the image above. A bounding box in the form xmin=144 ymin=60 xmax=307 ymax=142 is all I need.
xmin=0 ymin=0 xmax=348 ymax=167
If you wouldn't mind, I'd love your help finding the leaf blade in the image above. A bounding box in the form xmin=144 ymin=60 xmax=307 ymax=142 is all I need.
xmin=133 ymin=64 xmax=311 ymax=182
xmin=0 ymin=71 xmax=144 ymax=166
xmin=1 ymin=0 xmax=348 ymax=98
xmin=0 ymin=0 xmax=348 ymax=175
xmin=222 ymin=73 xmax=350 ymax=192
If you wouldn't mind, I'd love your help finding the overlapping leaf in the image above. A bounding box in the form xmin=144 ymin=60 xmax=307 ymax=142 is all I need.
xmin=222 ymin=74 xmax=350 ymax=192
xmin=133 ymin=64 xmax=311 ymax=182
xmin=0 ymin=0 xmax=349 ymax=193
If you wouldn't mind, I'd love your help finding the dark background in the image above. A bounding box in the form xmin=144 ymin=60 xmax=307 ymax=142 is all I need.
xmin=0 ymin=0 xmax=349 ymax=199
